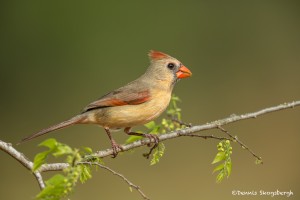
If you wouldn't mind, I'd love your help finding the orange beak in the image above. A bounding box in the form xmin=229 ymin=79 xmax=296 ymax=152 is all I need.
xmin=176 ymin=65 xmax=192 ymax=79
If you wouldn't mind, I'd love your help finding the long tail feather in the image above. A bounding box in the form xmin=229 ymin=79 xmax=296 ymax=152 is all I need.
xmin=17 ymin=115 xmax=85 ymax=144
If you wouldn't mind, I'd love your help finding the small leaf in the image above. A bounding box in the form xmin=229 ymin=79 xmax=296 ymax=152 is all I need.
xmin=169 ymin=123 xmax=174 ymax=130
xmin=148 ymin=125 xmax=160 ymax=134
xmin=175 ymin=108 xmax=181 ymax=112
xmin=52 ymin=144 xmax=73 ymax=157
xmin=83 ymin=147 xmax=93 ymax=154
xmin=36 ymin=174 xmax=66 ymax=199
xmin=161 ymin=118 xmax=168 ymax=126
xmin=33 ymin=151 xmax=50 ymax=171
xmin=212 ymin=152 xmax=225 ymax=164
xmin=213 ymin=163 xmax=224 ymax=174
xmin=144 ymin=121 xmax=156 ymax=129
xmin=167 ymin=109 xmax=175 ymax=115
xmin=255 ymin=158 xmax=263 ymax=165
xmin=171 ymin=95 xmax=180 ymax=102
xmin=79 ymin=165 xmax=92 ymax=183
xmin=125 ymin=135 xmax=143 ymax=144
xmin=216 ymin=171 xmax=224 ymax=183
xmin=226 ymin=161 xmax=232 ymax=177
xmin=150 ymin=143 xmax=165 ymax=165
xmin=129 ymin=187 xmax=133 ymax=192
xmin=39 ymin=138 xmax=57 ymax=150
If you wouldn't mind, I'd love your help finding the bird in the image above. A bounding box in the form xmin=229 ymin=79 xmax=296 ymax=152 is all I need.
xmin=18 ymin=50 xmax=192 ymax=157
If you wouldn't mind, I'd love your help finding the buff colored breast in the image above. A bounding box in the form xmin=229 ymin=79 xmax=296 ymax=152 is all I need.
xmin=91 ymin=89 xmax=172 ymax=129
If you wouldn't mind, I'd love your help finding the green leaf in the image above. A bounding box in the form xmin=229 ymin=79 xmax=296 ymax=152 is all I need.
xmin=216 ymin=171 xmax=225 ymax=183
xmin=213 ymin=163 xmax=224 ymax=174
xmin=125 ymin=135 xmax=143 ymax=144
xmin=36 ymin=174 xmax=66 ymax=200
xmin=161 ymin=118 xmax=168 ymax=126
xmin=52 ymin=144 xmax=73 ymax=157
xmin=175 ymin=108 xmax=181 ymax=112
xmin=167 ymin=109 xmax=176 ymax=115
xmin=150 ymin=143 xmax=165 ymax=165
xmin=148 ymin=125 xmax=160 ymax=134
xmin=83 ymin=147 xmax=93 ymax=154
xmin=39 ymin=138 xmax=58 ymax=150
xmin=212 ymin=152 xmax=225 ymax=164
xmin=255 ymin=158 xmax=263 ymax=165
xmin=171 ymin=95 xmax=181 ymax=102
xmin=226 ymin=161 xmax=232 ymax=177
xmin=33 ymin=151 xmax=50 ymax=171
xmin=144 ymin=121 xmax=156 ymax=129
xmin=79 ymin=165 xmax=92 ymax=183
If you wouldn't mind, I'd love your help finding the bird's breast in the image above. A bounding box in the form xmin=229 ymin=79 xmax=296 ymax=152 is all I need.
xmin=92 ymin=90 xmax=171 ymax=129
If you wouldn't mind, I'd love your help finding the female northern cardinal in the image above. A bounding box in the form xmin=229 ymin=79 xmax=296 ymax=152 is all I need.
xmin=19 ymin=50 xmax=192 ymax=156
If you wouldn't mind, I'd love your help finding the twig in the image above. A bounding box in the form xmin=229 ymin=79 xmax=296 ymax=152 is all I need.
xmin=217 ymin=126 xmax=263 ymax=163
xmin=79 ymin=162 xmax=150 ymax=200
xmin=33 ymin=173 xmax=45 ymax=189
xmin=181 ymin=133 xmax=229 ymax=140
xmin=170 ymin=117 xmax=192 ymax=127
xmin=0 ymin=140 xmax=45 ymax=189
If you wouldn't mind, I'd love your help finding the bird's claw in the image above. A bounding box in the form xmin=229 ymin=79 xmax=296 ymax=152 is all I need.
xmin=143 ymin=134 xmax=159 ymax=159
xmin=144 ymin=134 xmax=159 ymax=145
xmin=111 ymin=140 xmax=123 ymax=158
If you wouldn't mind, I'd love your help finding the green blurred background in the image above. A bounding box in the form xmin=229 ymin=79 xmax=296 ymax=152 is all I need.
xmin=1 ymin=1 xmax=300 ymax=199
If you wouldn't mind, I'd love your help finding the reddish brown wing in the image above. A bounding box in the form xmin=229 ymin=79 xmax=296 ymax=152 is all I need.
xmin=82 ymin=89 xmax=151 ymax=113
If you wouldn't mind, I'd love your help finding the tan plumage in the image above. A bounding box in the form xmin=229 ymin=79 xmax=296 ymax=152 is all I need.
xmin=19 ymin=50 xmax=192 ymax=156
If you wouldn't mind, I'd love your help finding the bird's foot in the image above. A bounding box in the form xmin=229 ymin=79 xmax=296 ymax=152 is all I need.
xmin=142 ymin=134 xmax=159 ymax=159
xmin=123 ymin=128 xmax=160 ymax=159
xmin=111 ymin=140 xmax=123 ymax=158
xmin=144 ymin=133 xmax=159 ymax=146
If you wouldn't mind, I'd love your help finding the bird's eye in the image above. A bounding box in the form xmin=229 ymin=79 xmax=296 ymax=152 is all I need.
xmin=167 ymin=63 xmax=175 ymax=70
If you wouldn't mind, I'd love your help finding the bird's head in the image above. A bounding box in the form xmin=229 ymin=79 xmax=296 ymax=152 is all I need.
xmin=145 ymin=50 xmax=192 ymax=86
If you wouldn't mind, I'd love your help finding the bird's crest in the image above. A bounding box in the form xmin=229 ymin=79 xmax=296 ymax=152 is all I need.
xmin=148 ymin=50 xmax=170 ymax=60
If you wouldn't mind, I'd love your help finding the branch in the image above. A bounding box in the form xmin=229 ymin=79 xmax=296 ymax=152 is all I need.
xmin=39 ymin=101 xmax=299 ymax=167
xmin=80 ymin=162 xmax=150 ymax=200
xmin=217 ymin=126 xmax=263 ymax=163
xmin=182 ymin=134 xmax=229 ymax=140
xmin=85 ymin=101 xmax=300 ymax=159
xmin=0 ymin=140 xmax=45 ymax=189
xmin=170 ymin=117 xmax=192 ymax=127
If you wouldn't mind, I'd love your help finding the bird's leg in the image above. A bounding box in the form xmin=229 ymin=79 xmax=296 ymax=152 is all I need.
xmin=124 ymin=127 xmax=159 ymax=159
xmin=104 ymin=127 xmax=123 ymax=158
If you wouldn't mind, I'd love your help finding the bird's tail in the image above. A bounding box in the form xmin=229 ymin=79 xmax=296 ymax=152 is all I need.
xmin=17 ymin=115 xmax=86 ymax=145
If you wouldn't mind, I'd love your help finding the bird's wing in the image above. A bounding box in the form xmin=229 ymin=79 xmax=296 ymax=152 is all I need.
xmin=82 ymin=85 xmax=151 ymax=113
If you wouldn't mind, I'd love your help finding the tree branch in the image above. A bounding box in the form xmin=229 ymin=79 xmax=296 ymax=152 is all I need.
xmin=217 ymin=126 xmax=263 ymax=163
xmin=181 ymin=134 xmax=229 ymax=140
xmin=80 ymin=162 xmax=150 ymax=200
xmin=86 ymin=101 xmax=300 ymax=159
xmin=0 ymin=140 xmax=45 ymax=189
xmin=38 ymin=100 xmax=299 ymax=168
